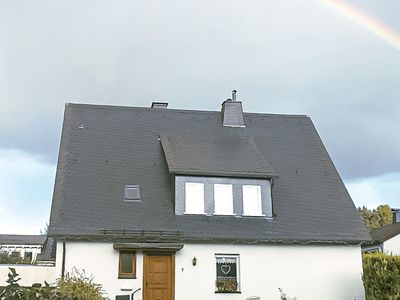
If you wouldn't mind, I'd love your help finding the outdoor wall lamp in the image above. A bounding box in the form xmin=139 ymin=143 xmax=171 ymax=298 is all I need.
xmin=192 ymin=257 xmax=197 ymax=266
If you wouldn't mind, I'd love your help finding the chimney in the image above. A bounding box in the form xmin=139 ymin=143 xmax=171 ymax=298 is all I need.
xmin=221 ymin=90 xmax=245 ymax=127
xmin=151 ymin=102 xmax=168 ymax=108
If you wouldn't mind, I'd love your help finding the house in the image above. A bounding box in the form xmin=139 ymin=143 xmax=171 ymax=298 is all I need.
xmin=48 ymin=95 xmax=371 ymax=300
xmin=0 ymin=235 xmax=46 ymax=264
xmin=363 ymin=209 xmax=400 ymax=255
xmin=0 ymin=235 xmax=56 ymax=286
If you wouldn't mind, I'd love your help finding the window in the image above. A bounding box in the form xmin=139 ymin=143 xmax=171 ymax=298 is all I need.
xmin=118 ymin=251 xmax=136 ymax=279
xmin=175 ymin=176 xmax=272 ymax=217
xmin=24 ymin=252 xmax=33 ymax=263
xmin=214 ymin=184 xmax=233 ymax=215
xmin=124 ymin=185 xmax=141 ymax=201
xmin=185 ymin=182 xmax=204 ymax=214
xmin=242 ymin=185 xmax=263 ymax=216
xmin=215 ymin=255 xmax=240 ymax=293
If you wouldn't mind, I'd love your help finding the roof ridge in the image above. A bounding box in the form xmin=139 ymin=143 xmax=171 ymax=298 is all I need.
xmin=65 ymin=102 xmax=308 ymax=118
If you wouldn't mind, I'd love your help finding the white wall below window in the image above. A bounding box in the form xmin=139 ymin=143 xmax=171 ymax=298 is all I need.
xmin=384 ymin=234 xmax=400 ymax=255
xmin=56 ymin=241 xmax=365 ymax=300
xmin=175 ymin=244 xmax=365 ymax=300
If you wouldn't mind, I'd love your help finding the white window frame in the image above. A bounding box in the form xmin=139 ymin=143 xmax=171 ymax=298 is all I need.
xmin=215 ymin=254 xmax=240 ymax=293
xmin=242 ymin=185 xmax=264 ymax=216
xmin=184 ymin=182 xmax=205 ymax=214
xmin=213 ymin=184 xmax=234 ymax=215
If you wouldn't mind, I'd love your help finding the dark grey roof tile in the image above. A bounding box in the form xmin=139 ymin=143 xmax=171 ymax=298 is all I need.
xmin=48 ymin=103 xmax=371 ymax=243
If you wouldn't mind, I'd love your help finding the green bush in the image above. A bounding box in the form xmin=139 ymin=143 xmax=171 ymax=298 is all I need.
xmin=0 ymin=267 xmax=107 ymax=300
xmin=0 ymin=252 xmax=25 ymax=264
xmin=362 ymin=252 xmax=400 ymax=300
xmin=57 ymin=268 xmax=105 ymax=299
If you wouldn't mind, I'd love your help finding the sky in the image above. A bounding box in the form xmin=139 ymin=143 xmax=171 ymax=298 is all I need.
xmin=0 ymin=0 xmax=399 ymax=234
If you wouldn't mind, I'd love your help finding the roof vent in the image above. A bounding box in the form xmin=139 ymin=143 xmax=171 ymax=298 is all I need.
xmin=151 ymin=102 xmax=168 ymax=109
xmin=221 ymin=90 xmax=245 ymax=127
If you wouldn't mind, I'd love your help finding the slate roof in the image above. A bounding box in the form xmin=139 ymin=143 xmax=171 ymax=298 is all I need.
xmin=160 ymin=135 xmax=277 ymax=178
xmin=0 ymin=235 xmax=46 ymax=246
xmin=370 ymin=223 xmax=400 ymax=243
xmin=48 ymin=103 xmax=371 ymax=244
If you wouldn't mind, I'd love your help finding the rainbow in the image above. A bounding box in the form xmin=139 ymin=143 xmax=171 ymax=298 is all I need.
xmin=317 ymin=0 xmax=400 ymax=51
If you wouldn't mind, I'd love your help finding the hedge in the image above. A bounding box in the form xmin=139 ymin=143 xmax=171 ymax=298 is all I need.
xmin=363 ymin=252 xmax=400 ymax=300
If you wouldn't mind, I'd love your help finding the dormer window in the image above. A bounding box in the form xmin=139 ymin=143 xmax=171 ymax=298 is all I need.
xmin=175 ymin=176 xmax=273 ymax=217
xmin=214 ymin=184 xmax=234 ymax=215
xmin=242 ymin=185 xmax=263 ymax=216
xmin=184 ymin=182 xmax=205 ymax=214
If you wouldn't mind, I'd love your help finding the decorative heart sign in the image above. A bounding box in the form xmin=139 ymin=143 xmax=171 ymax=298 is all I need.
xmin=220 ymin=264 xmax=231 ymax=275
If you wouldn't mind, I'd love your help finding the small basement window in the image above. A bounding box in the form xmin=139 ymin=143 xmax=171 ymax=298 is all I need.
xmin=214 ymin=184 xmax=234 ymax=215
xmin=118 ymin=251 xmax=136 ymax=279
xmin=215 ymin=254 xmax=240 ymax=293
xmin=124 ymin=185 xmax=141 ymax=201
xmin=184 ymin=182 xmax=204 ymax=214
xmin=242 ymin=185 xmax=263 ymax=216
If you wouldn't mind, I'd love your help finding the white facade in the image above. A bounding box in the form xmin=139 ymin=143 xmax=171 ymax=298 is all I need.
xmin=383 ymin=234 xmax=400 ymax=255
xmin=56 ymin=241 xmax=365 ymax=300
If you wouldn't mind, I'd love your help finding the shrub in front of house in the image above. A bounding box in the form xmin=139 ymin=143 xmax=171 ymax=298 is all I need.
xmin=0 ymin=267 xmax=107 ymax=300
xmin=56 ymin=267 xmax=105 ymax=300
xmin=362 ymin=252 xmax=400 ymax=299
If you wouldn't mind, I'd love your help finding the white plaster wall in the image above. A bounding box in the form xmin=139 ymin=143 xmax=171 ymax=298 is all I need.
xmin=384 ymin=234 xmax=400 ymax=255
xmin=56 ymin=242 xmax=365 ymax=300
xmin=0 ymin=265 xmax=55 ymax=286
xmin=175 ymin=244 xmax=365 ymax=300
xmin=56 ymin=241 xmax=143 ymax=300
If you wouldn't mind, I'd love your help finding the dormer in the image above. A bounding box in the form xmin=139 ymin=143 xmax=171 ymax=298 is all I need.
xmin=160 ymin=92 xmax=276 ymax=218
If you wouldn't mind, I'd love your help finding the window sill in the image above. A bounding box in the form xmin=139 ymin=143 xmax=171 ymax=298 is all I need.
xmin=212 ymin=213 xmax=236 ymax=216
xmin=183 ymin=212 xmax=207 ymax=215
xmin=215 ymin=291 xmax=241 ymax=294
xmin=118 ymin=275 xmax=137 ymax=279
xmin=241 ymin=214 xmax=265 ymax=217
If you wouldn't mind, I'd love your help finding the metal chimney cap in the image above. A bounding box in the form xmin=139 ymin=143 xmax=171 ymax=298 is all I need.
xmin=232 ymin=90 xmax=237 ymax=101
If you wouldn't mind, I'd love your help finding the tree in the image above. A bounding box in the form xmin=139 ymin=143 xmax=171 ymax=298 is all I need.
xmin=358 ymin=205 xmax=393 ymax=229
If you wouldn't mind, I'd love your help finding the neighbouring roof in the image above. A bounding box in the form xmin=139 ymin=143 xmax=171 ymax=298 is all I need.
xmin=0 ymin=235 xmax=46 ymax=246
xmin=370 ymin=223 xmax=400 ymax=243
xmin=48 ymin=103 xmax=371 ymax=244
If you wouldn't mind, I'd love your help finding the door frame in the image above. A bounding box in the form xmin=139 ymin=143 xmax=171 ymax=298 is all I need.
xmin=142 ymin=252 xmax=175 ymax=300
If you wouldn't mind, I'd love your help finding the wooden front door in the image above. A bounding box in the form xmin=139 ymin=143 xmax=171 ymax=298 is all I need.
xmin=143 ymin=254 xmax=174 ymax=300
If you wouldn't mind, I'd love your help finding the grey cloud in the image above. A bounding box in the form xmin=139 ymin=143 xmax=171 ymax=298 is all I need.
xmin=0 ymin=0 xmax=399 ymax=178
